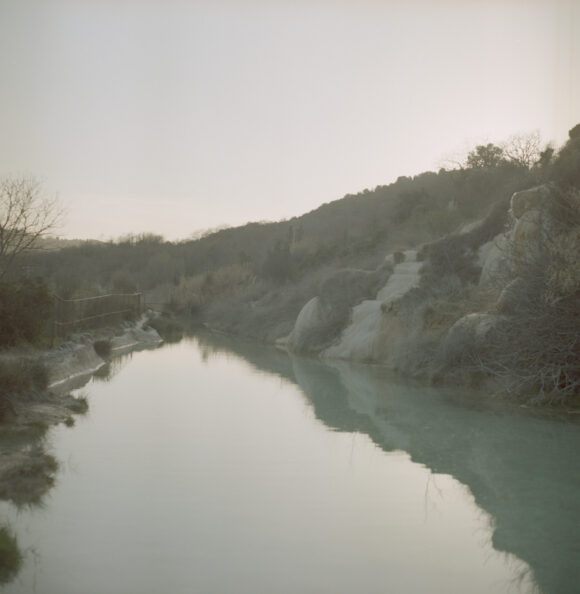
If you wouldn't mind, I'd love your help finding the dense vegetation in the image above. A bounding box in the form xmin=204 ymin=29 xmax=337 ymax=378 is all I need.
xmin=0 ymin=278 xmax=52 ymax=347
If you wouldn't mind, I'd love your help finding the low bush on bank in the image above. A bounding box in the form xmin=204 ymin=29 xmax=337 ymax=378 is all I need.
xmin=93 ymin=339 xmax=112 ymax=359
xmin=0 ymin=359 xmax=49 ymax=421
xmin=0 ymin=277 xmax=52 ymax=348
xmin=146 ymin=313 xmax=184 ymax=342
xmin=0 ymin=359 xmax=48 ymax=394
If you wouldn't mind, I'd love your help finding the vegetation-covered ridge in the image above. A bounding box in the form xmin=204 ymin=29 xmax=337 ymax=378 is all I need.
xmin=4 ymin=125 xmax=580 ymax=403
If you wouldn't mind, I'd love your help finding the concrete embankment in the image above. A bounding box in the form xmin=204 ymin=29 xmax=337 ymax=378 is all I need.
xmin=45 ymin=317 xmax=162 ymax=388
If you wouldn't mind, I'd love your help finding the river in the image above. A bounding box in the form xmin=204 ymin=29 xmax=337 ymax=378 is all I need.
xmin=1 ymin=334 xmax=579 ymax=594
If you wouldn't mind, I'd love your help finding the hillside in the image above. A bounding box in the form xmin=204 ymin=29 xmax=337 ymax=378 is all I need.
xmin=22 ymin=125 xmax=580 ymax=402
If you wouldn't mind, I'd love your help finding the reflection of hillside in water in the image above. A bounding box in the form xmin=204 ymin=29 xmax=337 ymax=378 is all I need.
xmin=194 ymin=331 xmax=580 ymax=594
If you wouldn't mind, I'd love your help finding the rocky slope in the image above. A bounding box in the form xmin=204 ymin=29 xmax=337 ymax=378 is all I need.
xmin=281 ymin=183 xmax=580 ymax=402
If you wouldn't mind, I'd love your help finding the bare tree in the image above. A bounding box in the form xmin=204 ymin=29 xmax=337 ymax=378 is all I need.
xmin=0 ymin=175 xmax=63 ymax=279
xmin=501 ymin=131 xmax=542 ymax=169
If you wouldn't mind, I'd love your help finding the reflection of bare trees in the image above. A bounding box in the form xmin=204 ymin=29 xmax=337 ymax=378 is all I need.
xmin=0 ymin=429 xmax=59 ymax=586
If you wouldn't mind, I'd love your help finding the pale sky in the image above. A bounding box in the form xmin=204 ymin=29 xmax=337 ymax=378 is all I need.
xmin=0 ymin=0 xmax=578 ymax=241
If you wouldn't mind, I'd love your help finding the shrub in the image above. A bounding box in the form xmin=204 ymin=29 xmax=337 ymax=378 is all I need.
xmin=551 ymin=123 xmax=580 ymax=188
xmin=420 ymin=235 xmax=481 ymax=286
xmin=66 ymin=395 xmax=89 ymax=414
xmin=0 ymin=359 xmax=48 ymax=394
xmin=393 ymin=251 xmax=405 ymax=264
xmin=261 ymin=240 xmax=293 ymax=282
xmin=476 ymin=188 xmax=580 ymax=401
xmin=93 ymin=339 xmax=112 ymax=359
xmin=0 ymin=359 xmax=49 ymax=421
xmin=0 ymin=277 xmax=52 ymax=347
xmin=146 ymin=314 xmax=184 ymax=342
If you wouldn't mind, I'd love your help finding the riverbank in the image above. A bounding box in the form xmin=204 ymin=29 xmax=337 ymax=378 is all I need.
xmin=0 ymin=315 xmax=162 ymax=506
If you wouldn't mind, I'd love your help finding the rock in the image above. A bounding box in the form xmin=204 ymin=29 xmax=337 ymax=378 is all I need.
xmin=323 ymin=250 xmax=422 ymax=363
xmin=494 ymin=278 xmax=526 ymax=314
xmin=480 ymin=186 xmax=554 ymax=286
xmin=478 ymin=234 xmax=509 ymax=286
xmin=512 ymin=208 xmax=542 ymax=243
xmin=509 ymin=185 xmax=550 ymax=219
xmin=376 ymin=250 xmax=422 ymax=304
xmin=323 ymin=300 xmax=384 ymax=361
xmin=282 ymin=297 xmax=330 ymax=353
xmin=442 ymin=313 xmax=503 ymax=357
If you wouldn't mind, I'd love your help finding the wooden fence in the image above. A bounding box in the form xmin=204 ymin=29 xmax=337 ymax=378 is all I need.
xmin=52 ymin=292 xmax=143 ymax=341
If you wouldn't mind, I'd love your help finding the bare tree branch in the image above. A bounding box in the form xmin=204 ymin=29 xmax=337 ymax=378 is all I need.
xmin=0 ymin=175 xmax=64 ymax=279
xmin=501 ymin=131 xmax=542 ymax=169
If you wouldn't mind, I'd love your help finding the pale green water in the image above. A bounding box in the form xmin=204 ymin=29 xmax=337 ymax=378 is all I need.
xmin=1 ymin=335 xmax=579 ymax=594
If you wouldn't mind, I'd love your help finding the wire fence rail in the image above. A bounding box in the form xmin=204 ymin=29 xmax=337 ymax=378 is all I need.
xmin=52 ymin=292 xmax=143 ymax=343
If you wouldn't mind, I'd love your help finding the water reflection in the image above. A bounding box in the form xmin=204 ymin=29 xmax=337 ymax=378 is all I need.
xmin=0 ymin=429 xmax=56 ymax=509
xmin=194 ymin=331 xmax=580 ymax=594
xmin=0 ymin=525 xmax=22 ymax=585
xmin=91 ymin=351 xmax=133 ymax=383
xmin=0 ymin=427 xmax=56 ymax=586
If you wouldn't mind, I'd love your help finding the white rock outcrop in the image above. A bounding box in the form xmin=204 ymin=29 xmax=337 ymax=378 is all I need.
xmin=279 ymin=297 xmax=327 ymax=352
xmin=323 ymin=250 xmax=422 ymax=362
xmin=478 ymin=234 xmax=509 ymax=286
xmin=479 ymin=185 xmax=552 ymax=287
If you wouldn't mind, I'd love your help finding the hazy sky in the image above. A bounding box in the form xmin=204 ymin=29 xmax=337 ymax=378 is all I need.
xmin=0 ymin=0 xmax=578 ymax=241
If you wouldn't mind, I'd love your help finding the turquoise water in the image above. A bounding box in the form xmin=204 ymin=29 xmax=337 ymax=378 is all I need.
xmin=1 ymin=335 xmax=579 ymax=593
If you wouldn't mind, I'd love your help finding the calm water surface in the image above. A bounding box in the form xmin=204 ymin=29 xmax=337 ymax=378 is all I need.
xmin=1 ymin=335 xmax=579 ymax=594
